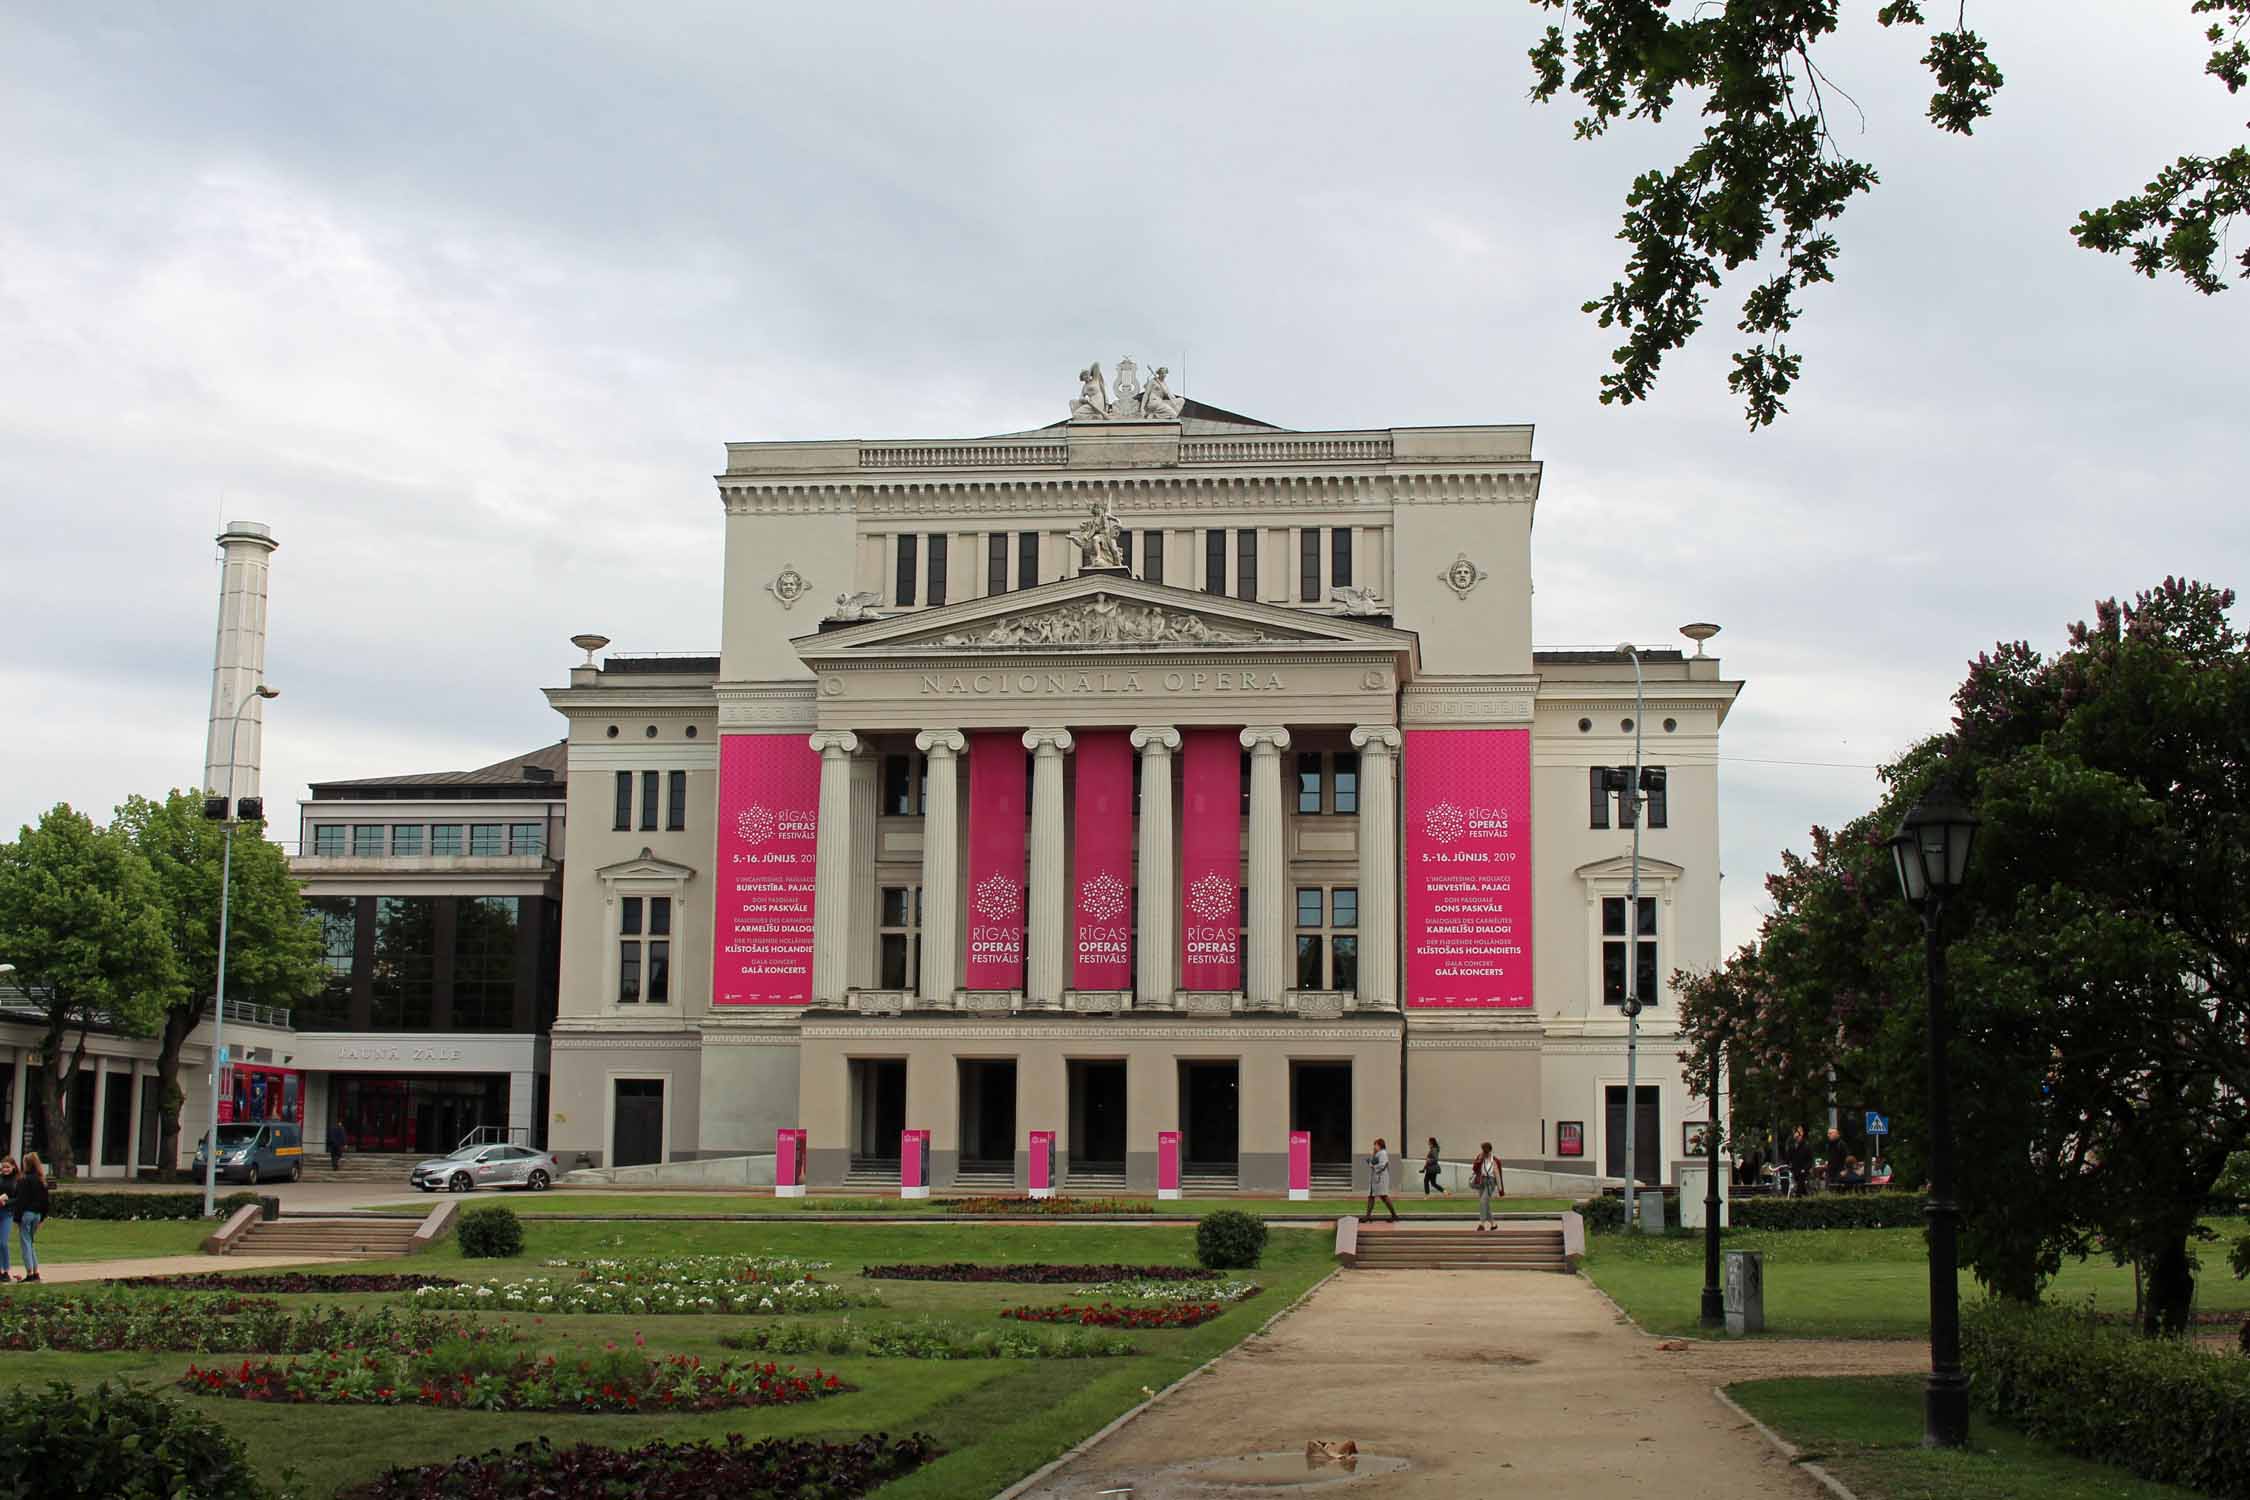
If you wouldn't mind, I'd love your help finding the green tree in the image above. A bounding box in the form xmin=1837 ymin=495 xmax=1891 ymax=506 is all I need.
xmin=112 ymin=792 xmax=324 ymax=1180
xmin=1527 ymin=2 xmax=2249 ymax=426
xmin=0 ymin=806 xmax=179 ymax=1173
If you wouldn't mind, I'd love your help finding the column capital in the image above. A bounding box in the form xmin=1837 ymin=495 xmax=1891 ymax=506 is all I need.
xmin=808 ymin=730 xmax=860 ymax=757
xmin=914 ymin=729 xmax=967 ymax=757
xmin=1129 ymin=725 xmax=1182 ymax=753
xmin=1022 ymin=728 xmax=1076 ymax=755
xmin=1350 ymin=725 xmax=1403 ymax=754
xmin=1239 ymin=725 xmax=1292 ymax=754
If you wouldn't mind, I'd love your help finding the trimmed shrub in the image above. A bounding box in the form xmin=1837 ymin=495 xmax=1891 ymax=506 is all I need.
xmin=1575 ymin=1191 xmax=1927 ymax=1233
xmin=457 ymin=1204 xmax=524 ymax=1259
xmin=49 ymin=1190 xmax=277 ymax=1222
xmin=341 ymin=1432 xmax=941 ymax=1499
xmin=1195 ymin=1209 xmax=1268 ymax=1270
xmin=1965 ymin=1299 xmax=2250 ymax=1498
xmin=0 ymin=1378 xmax=282 ymax=1499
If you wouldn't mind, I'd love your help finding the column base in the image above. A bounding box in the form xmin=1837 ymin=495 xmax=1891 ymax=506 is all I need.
xmin=1158 ymin=1188 xmax=1182 ymax=1201
xmin=774 ymin=1184 xmax=807 ymax=1198
xmin=900 ymin=1186 xmax=930 ymax=1200
xmin=1288 ymin=1188 xmax=1310 ymax=1201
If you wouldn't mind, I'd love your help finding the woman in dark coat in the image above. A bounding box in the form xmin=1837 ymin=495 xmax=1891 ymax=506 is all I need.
xmin=13 ymin=1153 xmax=48 ymax=1282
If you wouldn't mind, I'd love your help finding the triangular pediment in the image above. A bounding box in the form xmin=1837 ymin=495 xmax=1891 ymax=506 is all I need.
xmin=596 ymin=849 xmax=697 ymax=882
xmin=795 ymin=573 xmax=1418 ymax=662
xmin=1574 ymin=854 xmax=1686 ymax=883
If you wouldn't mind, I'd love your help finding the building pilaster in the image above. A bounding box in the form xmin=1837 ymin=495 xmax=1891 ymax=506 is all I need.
xmin=1023 ymin=728 xmax=1075 ymax=1007
xmin=847 ymin=748 xmax=880 ymax=992
xmin=1351 ymin=726 xmax=1404 ymax=1009
xmin=808 ymin=730 xmax=860 ymax=1005
xmin=1130 ymin=726 xmax=1181 ymax=1008
xmin=915 ymin=730 xmax=967 ymax=1005
xmin=1240 ymin=725 xmax=1292 ymax=1007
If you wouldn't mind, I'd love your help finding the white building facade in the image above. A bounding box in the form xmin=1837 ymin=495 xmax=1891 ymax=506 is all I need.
xmin=544 ymin=375 xmax=1740 ymax=1190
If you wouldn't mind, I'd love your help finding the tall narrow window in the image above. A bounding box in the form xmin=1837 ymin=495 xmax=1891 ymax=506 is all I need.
xmin=640 ymin=771 xmax=660 ymax=832
xmin=987 ymin=532 xmax=1008 ymax=595
xmin=1646 ymin=768 xmax=1669 ymax=829
xmin=666 ymin=770 xmax=686 ymax=831
xmin=614 ymin=772 xmax=632 ymax=831
xmin=895 ymin=533 xmax=919 ymax=607
xmin=1333 ymin=752 xmax=1359 ymax=815
xmin=1236 ymin=528 xmax=1258 ymax=602
xmin=878 ymin=886 xmax=922 ymax=990
xmin=1017 ymin=531 xmax=1039 ymax=589
xmin=1296 ymin=752 xmax=1323 ymax=814
xmin=1292 ymin=885 xmax=1357 ymax=991
xmin=1299 ymin=529 xmax=1321 ymax=602
xmin=1143 ymin=527 xmax=1164 ymax=584
xmin=1205 ymin=530 xmax=1227 ymax=595
xmin=618 ymin=896 xmax=672 ymax=1004
xmin=1116 ymin=528 xmax=1132 ymax=574
xmin=1602 ymin=896 xmax=1660 ymax=1007
xmin=619 ymin=898 xmax=640 ymax=1003
xmin=1589 ymin=767 xmax=1612 ymax=829
xmin=1332 ymin=528 xmax=1354 ymax=589
xmin=926 ymin=533 xmax=948 ymax=606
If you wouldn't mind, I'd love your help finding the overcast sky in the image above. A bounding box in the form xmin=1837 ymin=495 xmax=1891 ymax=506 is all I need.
xmin=2 ymin=2 xmax=2241 ymax=953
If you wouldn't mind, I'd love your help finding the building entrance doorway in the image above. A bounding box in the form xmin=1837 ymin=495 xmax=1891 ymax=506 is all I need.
xmin=1605 ymin=1084 xmax=1661 ymax=1186
xmin=1067 ymin=1060 xmax=1127 ymax=1185
xmin=849 ymin=1059 xmax=907 ymax=1167
xmin=956 ymin=1059 xmax=1017 ymax=1180
xmin=1289 ymin=1061 xmax=1353 ymax=1190
xmin=611 ymin=1078 xmax=664 ymax=1168
xmin=1178 ymin=1061 xmax=1240 ymax=1184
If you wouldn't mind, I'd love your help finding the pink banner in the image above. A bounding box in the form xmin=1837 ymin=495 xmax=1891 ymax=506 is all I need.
xmin=1404 ymin=728 xmax=1534 ymax=1008
xmin=1072 ymin=731 xmax=1134 ymax=990
xmin=964 ymin=732 xmax=1027 ymax=990
xmin=715 ymin=734 xmax=820 ymax=1005
xmin=1178 ymin=729 xmax=1241 ymax=990
xmin=1028 ymin=1129 xmax=1055 ymax=1193
xmin=901 ymin=1129 xmax=929 ymax=1190
xmin=1156 ymin=1130 xmax=1181 ymax=1195
xmin=1289 ymin=1131 xmax=1311 ymax=1194
xmin=774 ymin=1128 xmax=807 ymax=1194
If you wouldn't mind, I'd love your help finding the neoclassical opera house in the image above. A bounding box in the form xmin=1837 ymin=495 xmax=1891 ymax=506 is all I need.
xmin=543 ymin=361 xmax=1740 ymax=1192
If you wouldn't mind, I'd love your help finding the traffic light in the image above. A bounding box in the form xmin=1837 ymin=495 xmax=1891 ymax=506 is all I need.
xmin=1638 ymin=767 xmax=1666 ymax=795
xmin=236 ymin=797 xmax=264 ymax=822
xmin=202 ymin=797 xmax=228 ymax=822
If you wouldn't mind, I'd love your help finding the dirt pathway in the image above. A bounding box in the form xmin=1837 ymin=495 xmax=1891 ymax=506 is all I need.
xmin=26 ymin=1253 xmax=354 ymax=1284
xmin=1018 ymin=1271 xmax=1848 ymax=1498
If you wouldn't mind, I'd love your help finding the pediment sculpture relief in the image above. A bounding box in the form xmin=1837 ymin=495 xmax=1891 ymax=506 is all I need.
xmin=926 ymin=595 xmax=1271 ymax=649
xmin=1070 ymin=356 xmax=1184 ymax=421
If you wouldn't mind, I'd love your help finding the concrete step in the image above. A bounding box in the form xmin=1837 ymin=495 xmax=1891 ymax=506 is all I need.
xmin=228 ymin=1218 xmax=421 ymax=1257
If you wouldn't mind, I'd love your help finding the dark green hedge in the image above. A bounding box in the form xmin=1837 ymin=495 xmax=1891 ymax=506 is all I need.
xmin=0 ymin=1379 xmax=279 ymax=1499
xmin=1575 ymin=1190 xmax=1926 ymax=1233
xmin=49 ymin=1191 xmax=277 ymax=1222
xmin=1966 ymin=1300 xmax=2250 ymax=1498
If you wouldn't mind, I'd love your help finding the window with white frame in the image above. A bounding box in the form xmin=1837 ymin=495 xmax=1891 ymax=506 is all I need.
xmin=882 ymin=753 xmax=927 ymax=816
xmin=1601 ymin=895 xmax=1658 ymax=1008
xmin=877 ymin=885 xmax=921 ymax=990
xmin=1295 ymin=885 xmax=1359 ymax=991
xmin=618 ymin=895 xmax=672 ymax=1004
xmin=1293 ymin=751 xmax=1360 ymax=815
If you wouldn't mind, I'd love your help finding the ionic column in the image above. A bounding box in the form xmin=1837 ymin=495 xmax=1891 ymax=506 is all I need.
xmin=1240 ymin=726 xmax=1292 ymax=1007
xmin=1351 ymin=726 xmax=1404 ymax=1008
xmin=1130 ymin=726 xmax=1182 ymax=1009
xmin=808 ymin=730 xmax=860 ymax=1005
xmin=88 ymin=1055 xmax=109 ymax=1176
xmin=126 ymin=1061 xmax=146 ymax=1177
xmin=848 ymin=748 xmax=880 ymax=991
xmin=1023 ymin=729 xmax=1075 ymax=1007
xmin=914 ymin=730 xmax=966 ymax=1005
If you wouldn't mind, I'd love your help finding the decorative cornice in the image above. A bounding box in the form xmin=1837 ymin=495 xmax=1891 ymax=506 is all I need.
xmin=716 ymin=470 xmax=1539 ymax=518
xmin=795 ymin=1021 xmax=1403 ymax=1041
xmin=1405 ymin=1035 xmax=1544 ymax=1051
xmin=1129 ymin=726 xmax=1182 ymax=753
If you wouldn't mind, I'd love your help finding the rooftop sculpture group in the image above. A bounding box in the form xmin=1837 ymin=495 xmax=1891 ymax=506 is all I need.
xmin=1071 ymin=356 xmax=1184 ymax=421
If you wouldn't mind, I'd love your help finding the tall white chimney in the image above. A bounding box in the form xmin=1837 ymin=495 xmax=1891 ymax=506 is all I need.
xmin=202 ymin=520 xmax=279 ymax=799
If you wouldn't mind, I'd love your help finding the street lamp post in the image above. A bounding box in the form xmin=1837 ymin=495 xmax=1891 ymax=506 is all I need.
xmin=1616 ymin=643 xmax=1646 ymax=1230
xmin=1888 ymin=777 xmax=1979 ymax=1450
xmin=203 ymin=685 xmax=279 ymax=1218
xmin=1701 ymin=1027 xmax=1725 ymax=1327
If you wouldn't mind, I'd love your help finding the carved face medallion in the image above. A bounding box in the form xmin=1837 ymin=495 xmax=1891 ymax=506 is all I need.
xmin=1439 ymin=553 xmax=1488 ymax=600
xmin=767 ymin=565 xmax=809 ymax=608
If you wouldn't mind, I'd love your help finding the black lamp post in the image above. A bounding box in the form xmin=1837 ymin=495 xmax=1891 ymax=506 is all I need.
xmin=1888 ymin=778 xmax=1979 ymax=1450
xmin=1699 ymin=1027 xmax=1725 ymax=1328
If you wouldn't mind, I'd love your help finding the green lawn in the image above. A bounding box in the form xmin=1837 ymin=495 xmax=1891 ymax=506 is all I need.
xmin=0 ymin=1219 xmax=1334 ymax=1499
xmin=366 ymin=1190 xmax=1575 ymax=1217
xmin=11 ymin=1219 xmax=215 ymax=1264
xmin=1729 ymin=1375 xmax=2202 ymax=1499
xmin=1583 ymin=1223 xmax=2250 ymax=1339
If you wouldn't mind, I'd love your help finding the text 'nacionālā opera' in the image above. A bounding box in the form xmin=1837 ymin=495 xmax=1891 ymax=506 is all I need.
xmin=542 ymin=362 xmax=1741 ymax=1194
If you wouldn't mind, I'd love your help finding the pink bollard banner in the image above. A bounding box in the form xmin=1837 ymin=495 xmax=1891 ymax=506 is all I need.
xmin=964 ymin=732 xmax=1028 ymax=991
xmin=774 ymin=1128 xmax=808 ymax=1198
xmin=900 ymin=1129 xmax=931 ymax=1199
xmin=1178 ymin=730 xmax=1242 ymax=992
xmin=1028 ymin=1129 xmax=1056 ymax=1198
xmin=1403 ymin=727 xmax=1535 ymax=1008
xmin=1156 ymin=1129 xmax=1182 ymax=1201
xmin=1071 ymin=731 xmax=1134 ymax=991
xmin=1288 ymin=1130 xmax=1312 ymax=1201
xmin=714 ymin=734 xmax=821 ymax=1005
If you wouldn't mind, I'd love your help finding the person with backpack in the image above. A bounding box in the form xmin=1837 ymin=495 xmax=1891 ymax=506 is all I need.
xmin=1471 ymin=1142 xmax=1504 ymax=1230
xmin=329 ymin=1119 xmax=348 ymax=1173
xmin=1421 ymin=1137 xmax=1445 ymax=1195
xmin=1363 ymin=1137 xmax=1399 ymax=1223
xmin=12 ymin=1153 xmax=49 ymax=1282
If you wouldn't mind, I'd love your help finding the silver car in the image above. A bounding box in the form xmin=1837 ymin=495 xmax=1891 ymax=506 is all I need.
xmin=409 ymin=1143 xmax=558 ymax=1193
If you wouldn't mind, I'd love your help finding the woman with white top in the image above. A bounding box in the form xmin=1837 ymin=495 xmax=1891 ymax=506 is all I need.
xmin=1363 ymin=1137 xmax=1399 ymax=1223
xmin=1471 ymin=1142 xmax=1504 ymax=1230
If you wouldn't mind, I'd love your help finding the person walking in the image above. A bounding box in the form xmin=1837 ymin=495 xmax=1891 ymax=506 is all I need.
xmin=329 ymin=1119 xmax=347 ymax=1174
xmin=13 ymin=1153 xmax=49 ymax=1283
xmin=1784 ymin=1126 xmax=1816 ymax=1198
xmin=1471 ymin=1142 xmax=1504 ymax=1230
xmin=1363 ymin=1137 xmax=1399 ymax=1223
xmin=1421 ymin=1137 xmax=1445 ymax=1195
xmin=0 ymin=1156 xmax=16 ymax=1281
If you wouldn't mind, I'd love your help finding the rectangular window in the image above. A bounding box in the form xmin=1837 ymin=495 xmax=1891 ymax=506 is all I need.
xmin=1205 ymin=530 xmax=1227 ymax=595
xmin=1235 ymin=528 xmax=1258 ymax=602
xmin=1143 ymin=527 xmax=1164 ymax=584
xmin=370 ymin=896 xmax=435 ymax=1029
xmin=878 ymin=884 xmax=922 ymax=991
xmin=1647 ymin=768 xmax=1668 ymax=829
xmin=429 ymin=824 xmax=463 ymax=856
xmin=312 ymin=825 xmax=345 ymax=856
xmin=1601 ymin=896 xmax=1660 ymax=1007
xmin=640 ymin=771 xmax=659 ymax=832
xmin=1590 ymin=768 xmax=1612 ymax=830
xmin=883 ymin=754 xmax=914 ymax=816
xmin=1300 ymin=528 xmax=1321 ymax=602
xmin=926 ymin=533 xmax=948 ymax=606
xmin=391 ymin=825 xmax=424 ymax=856
xmin=509 ymin=823 xmax=543 ymax=856
xmin=614 ymin=771 xmax=633 ymax=831
xmin=1018 ymin=531 xmax=1039 ymax=589
xmin=453 ymin=895 xmax=519 ymax=1029
xmin=1296 ymin=753 xmax=1323 ymax=815
xmin=1332 ymin=887 xmax=1357 ymax=928
xmin=666 ymin=770 xmax=686 ymax=831
xmin=895 ymin=532 xmax=918 ymax=607
xmin=1116 ymin=528 xmax=1132 ymax=575
xmin=1296 ymin=887 xmax=1325 ymax=928
xmin=1332 ymin=935 xmax=1359 ymax=993
xmin=1331 ymin=528 xmax=1354 ymax=589
xmin=351 ymin=825 xmax=384 ymax=857
xmin=616 ymin=895 xmax=671 ymax=1004
xmin=1240 ymin=750 xmax=1252 ymax=816
xmin=1333 ymin=752 xmax=1359 ymax=815
xmin=302 ymin=896 xmax=356 ymax=1028
xmin=987 ymin=532 xmax=1008 ymax=595
xmin=469 ymin=824 xmax=503 ymax=856
xmin=1293 ymin=885 xmax=1359 ymax=992
xmin=1296 ymin=934 xmax=1324 ymax=990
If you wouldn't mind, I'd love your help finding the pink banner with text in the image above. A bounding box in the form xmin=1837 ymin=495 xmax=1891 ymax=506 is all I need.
xmin=964 ymin=732 xmax=1027 ymax=991
xmin=1403 ymin=728 xmax=1533 ymax=1009
xmin=1072 ymin=731 xmax=1134 ymax=990
xmin=1178 ymin=729 xmax=1241 ymax=991
xmin=715 ymin=733 xmax=820 ymax=1006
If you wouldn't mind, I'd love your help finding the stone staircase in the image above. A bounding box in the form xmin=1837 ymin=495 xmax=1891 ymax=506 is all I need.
xmin=222 ymin=1216 xmax=424 ymax=1258
xmin=311 ymin=1152 xmax=428 ymax=1185
xmin=1347 ymin=1223 xmax=1569 ymax=1273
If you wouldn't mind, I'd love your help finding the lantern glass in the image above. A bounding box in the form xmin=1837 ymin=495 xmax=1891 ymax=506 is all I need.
xmin=1890 ymin=829 xmax=1928 ymax=905
xmin=1891 ymin=782 xmax=1979 ymax=907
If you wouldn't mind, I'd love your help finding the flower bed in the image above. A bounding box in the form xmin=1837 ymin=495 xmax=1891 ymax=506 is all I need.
xmin=339 ymin=1432 xmax=940 ymax=1499
xmin=0 ymin=1292 xmax=506 ymax=1354
xmin=936 ymin=1196 xmax=1157 ymax=1216
xmin=859 ymin=1262 xmax=1214 ymax=1284
xmin=415 ymin=1268 xmax=877 ymax=1317
xmin=546 ymin=1253 xmax=830 ymax=1284
xmin=1000 ymin=1302 xmax=1228 ymax=1329
xmin=115 ymin=1272 xmax=460 ymax=1294
xmin=182 ymin=1347 xmax=846 ymax=1413
xmin=723 ymin=1315 xmax=1136 ymax=1359
xmin=1072 ymin=1276 xmax=1261 ymax=1304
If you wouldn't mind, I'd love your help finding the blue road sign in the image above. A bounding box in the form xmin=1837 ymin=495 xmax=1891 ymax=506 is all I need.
xmin=1865 ymin=1110 xmax=1889 ymax=1136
